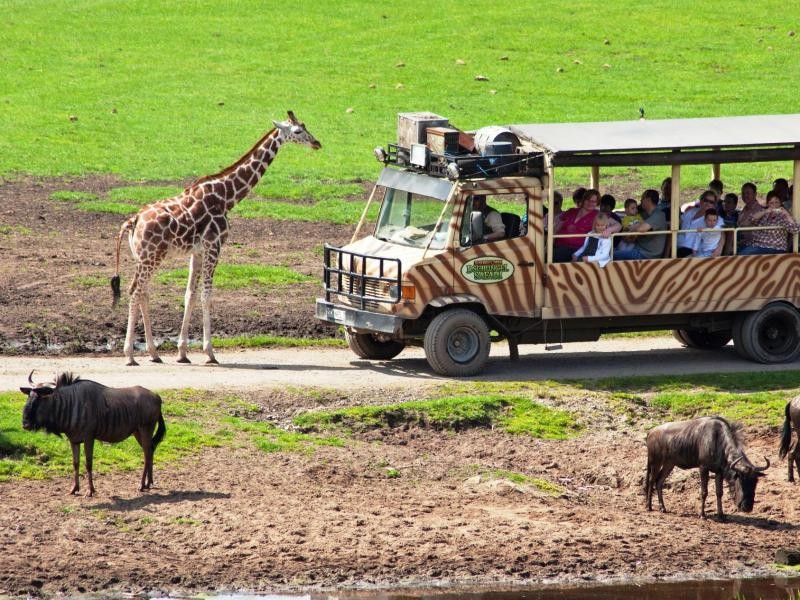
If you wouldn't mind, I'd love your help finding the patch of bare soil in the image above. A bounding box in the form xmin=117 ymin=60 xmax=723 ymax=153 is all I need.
xmin=0 ymin=175 xmax=348 ymax=355
xmin=1 ymin=385 xmax=799 ymax=599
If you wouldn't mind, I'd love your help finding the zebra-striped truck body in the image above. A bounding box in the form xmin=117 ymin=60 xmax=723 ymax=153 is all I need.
xmin=21 ymin=372 xmax=166 ymax=497
xmin=317 ymin=113 xmax=800 ymax=376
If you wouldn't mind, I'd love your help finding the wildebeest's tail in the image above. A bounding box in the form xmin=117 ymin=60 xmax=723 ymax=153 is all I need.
xmin=111 ymin=215 xmax=137 ymax=307
xmin=152 ymin=415 xmax=166 ymax=451
xmin=779 ymin=401 xmax=793 ymax=460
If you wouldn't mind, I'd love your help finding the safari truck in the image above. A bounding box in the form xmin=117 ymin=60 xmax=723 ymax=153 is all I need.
xmin=316 ymin=112 xmax=800 ymax=376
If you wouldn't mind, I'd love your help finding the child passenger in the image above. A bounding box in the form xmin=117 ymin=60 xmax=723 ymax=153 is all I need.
xmin=572 ymin=212 xmax=612 ymax=267
xmin=690 ymin=209 xmax=724 ymax=258
xmin=616 ymin=198 xmax=641 ymax=252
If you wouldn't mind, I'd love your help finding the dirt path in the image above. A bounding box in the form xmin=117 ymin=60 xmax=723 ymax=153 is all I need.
xmin=2 ymin=337 xmax=793 ymax=392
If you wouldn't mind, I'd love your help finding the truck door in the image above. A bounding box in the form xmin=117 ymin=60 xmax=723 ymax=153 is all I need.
xmin=453 ymin=189 xmax=540 ymax=318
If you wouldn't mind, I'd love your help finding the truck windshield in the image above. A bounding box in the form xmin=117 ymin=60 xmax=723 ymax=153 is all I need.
xmin=375 ymin=187 xmax=453 ymax=250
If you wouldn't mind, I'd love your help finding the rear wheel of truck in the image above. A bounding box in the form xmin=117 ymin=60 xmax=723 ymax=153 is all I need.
xmin=736 ymin=303 xmax=800 ymax=363
xmin=345 ymin=331 xmax=405 ymax=360
xmin=672 ymin=329 xmax=732 ymax=349
xmin=424 ymin=308 xmax=490 ymax=377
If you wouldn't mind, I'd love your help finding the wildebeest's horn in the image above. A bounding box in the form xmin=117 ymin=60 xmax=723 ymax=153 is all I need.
xmin=755 ymin=456 xmax=770 ymax=472
xmin=28 ymin=370 xmax=35 ymax=385
xmin=729 ymin=456 xmax=744 ymax=470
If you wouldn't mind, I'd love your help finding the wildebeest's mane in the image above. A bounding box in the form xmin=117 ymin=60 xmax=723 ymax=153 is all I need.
xmin=716 ymin=416 xmax=744 ymax=445
xmin=55 ymin=372 xmax=81 ymax=387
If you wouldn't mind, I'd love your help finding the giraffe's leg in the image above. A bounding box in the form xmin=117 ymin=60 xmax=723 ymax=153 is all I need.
xmin=124 ymin=267 xmax=145 ymax=366
xmin=201 ymin=248 xmax=220 ymax=365
xmin=138 ymin=284 xmax=162 ymax=363
xmin=177 ymin=253 xmax=202 ymax=363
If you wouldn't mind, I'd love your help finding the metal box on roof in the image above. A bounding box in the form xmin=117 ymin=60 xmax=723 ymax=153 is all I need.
xmin=397 ymin=112 xmax=449 ymax=148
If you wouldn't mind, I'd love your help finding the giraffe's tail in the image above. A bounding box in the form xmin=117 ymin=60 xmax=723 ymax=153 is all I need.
xmin=111 ymin=216 xmax=137 ymax=308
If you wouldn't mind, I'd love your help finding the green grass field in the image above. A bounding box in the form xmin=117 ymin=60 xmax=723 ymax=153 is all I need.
xmin=2 ymin=0 xmax=798 ymax=198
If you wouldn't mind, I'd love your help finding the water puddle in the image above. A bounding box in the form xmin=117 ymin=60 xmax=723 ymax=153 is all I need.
xmin=162 ymin=576 xmax=800 ymax=600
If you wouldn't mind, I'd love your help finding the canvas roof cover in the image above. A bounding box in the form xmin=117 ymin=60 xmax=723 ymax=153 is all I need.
xmin=509 ymin=114 xmax=800 ymax=156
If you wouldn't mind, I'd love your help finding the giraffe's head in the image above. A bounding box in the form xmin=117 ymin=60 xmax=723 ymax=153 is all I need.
xmin=272 ymin=111 xmax=321 ymax=150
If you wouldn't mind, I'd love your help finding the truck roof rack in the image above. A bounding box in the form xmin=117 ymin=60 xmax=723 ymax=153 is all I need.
xmin=386 ymin=143 xmax=544 ymax=180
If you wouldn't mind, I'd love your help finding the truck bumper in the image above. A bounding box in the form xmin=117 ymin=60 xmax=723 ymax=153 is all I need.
xmin=315 ymin=299 xmax=403 ymax=335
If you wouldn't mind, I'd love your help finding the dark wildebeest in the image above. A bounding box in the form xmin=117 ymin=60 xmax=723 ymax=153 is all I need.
xmin=21 ymin=371 xmax=166 ymax=497
xmin=645 ymin=416 xmax=769 ymax=520
xmin=779 ymin=396 xmax=800 ymax=482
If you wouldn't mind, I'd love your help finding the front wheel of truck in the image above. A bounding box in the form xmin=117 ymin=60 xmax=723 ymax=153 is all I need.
xmin=424 ymin=309 xmax=490 ymax=377
xmin=345 ymin=331 xmax=405 ymax=360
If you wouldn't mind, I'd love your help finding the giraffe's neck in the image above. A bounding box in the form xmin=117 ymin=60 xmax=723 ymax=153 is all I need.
xmin=195 ymin=128 xmax=286 ymax=212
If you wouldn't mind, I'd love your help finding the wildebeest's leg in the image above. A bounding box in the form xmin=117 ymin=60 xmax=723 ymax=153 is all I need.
xmin=790 ymin=437 xmax=799 ymax=483
xmin=69 ymin=442 xmax=81 ymax=495
xmin=177 ymin=253 xmax=202 ymax=364
xmin=84 ymin=438 xmax=96 ymax=497
xmin=134 ymin=427 xmax=154 ymax=490
xmin=714 ymin=472 xmax=726 ymax=521
xmin=654 ymin=465 xmax=673 ymax=512
xmin=699 ymin=468 xmax=709 ymax=519
xmin=645 ymin=457 xmax=654 ymax=511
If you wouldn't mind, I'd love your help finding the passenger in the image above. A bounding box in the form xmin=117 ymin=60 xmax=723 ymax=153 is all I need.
xmin=739 ymin=190 xmax=800 ymax=255
xmin=542 ymin=190 xmax=564 ymax=233
xmin=471 ymin=194 xmax=505 ymax=242
xmin=616 ymin=198 xmax=642 ymax=252
xmin=773 ymin=177 xmax=791 ymax=210
xmin=737 ymin=182 xmax=761 ymax=252
xmin=553 ymin=188 xmax=599 ymax=262
xmin=709 ymin=179 xmax=724 ymax=202
xmin=613 ymin=189 xmax=667 ymax=260
xmin=690 ymin=209 xmax=724 ymax=258
xmin=677 ymin=190 xmax=718 ymax=257
xmin=571 ymin=187 xmax=587 ymax=208
xmin=719 ymin=192 xmax=740 ymax=255
xmin=720 ymin=193 xmax=739 ymax=227
xmin=572 ymin=212 xmax=612 ymax=267
xmin=657 ymin=177 xmax=672 ymax=222
xmin=600 ymin=194 xmax=622 ymax=224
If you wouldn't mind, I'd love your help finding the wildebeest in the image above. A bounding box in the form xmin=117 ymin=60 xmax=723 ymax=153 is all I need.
xmin=21 ymin=371 xmax=166 ymax=497
xmin=779 ymin=396 xmax=800 ymax=482
xmin=645 ymin=416 xmax=769 ymax=520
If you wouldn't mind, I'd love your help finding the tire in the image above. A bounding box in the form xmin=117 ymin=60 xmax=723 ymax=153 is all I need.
xmin=345 ymin=331 xmax=405 ymax=360
xmin=738 ymin=304 xmax=800 ymax=363
xmin=423 ymin=309 xmax=490 ymax=376
xmin=672 ymin=328 xmax=732 ymax=350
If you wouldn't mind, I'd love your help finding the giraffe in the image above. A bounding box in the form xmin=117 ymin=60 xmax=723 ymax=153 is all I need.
xmin=110 ymin=111 xmax=321 ymax=366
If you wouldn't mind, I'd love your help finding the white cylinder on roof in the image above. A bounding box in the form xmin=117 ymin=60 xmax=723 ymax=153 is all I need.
xmin=474 ymin=126 xmax=521 ymax=155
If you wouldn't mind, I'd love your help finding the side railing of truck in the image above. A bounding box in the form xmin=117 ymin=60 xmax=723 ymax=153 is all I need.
xmin=323 ymin=244 xmax=402 ymax=310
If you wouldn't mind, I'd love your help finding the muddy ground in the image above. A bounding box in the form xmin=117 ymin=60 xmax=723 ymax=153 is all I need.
xmin=1 ymin=177 xmax=800 ymax=598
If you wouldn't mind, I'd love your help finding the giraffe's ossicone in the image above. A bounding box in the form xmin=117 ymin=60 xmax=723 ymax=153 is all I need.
xmin=111 ymin=111 xmax=321 ymax=366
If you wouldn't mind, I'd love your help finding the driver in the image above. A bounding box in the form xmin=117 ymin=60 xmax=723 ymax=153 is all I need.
xmin=473 ymin=195 xmax=505 ymax=242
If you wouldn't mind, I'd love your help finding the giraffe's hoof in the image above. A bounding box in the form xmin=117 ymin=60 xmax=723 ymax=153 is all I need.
xmin=150 ymin=356 xmax=163 ymax=364
xmin=176 ymin=357 xmax=191 ymax=364
xmin=126 ymin=359 xmax=139 ymax=367
xmin=205 ymin=358 xmax=219 ymax=365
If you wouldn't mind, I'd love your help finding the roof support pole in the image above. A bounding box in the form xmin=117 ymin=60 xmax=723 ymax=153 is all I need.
xmin=793 ymin=158 xmax=800 ymax=252
xmin=671 ymin=164 xmax=681 ymax=258
xmin=711 ymin=163 xmax=720 ymax=182
xmin=590 ymin=165 xmax=600 ymax=190
xmin=547 ymin=166 xmax=555 ymax=264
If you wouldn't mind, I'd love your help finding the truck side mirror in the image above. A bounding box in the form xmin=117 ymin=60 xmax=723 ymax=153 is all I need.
xmin=470 ymin=211 xmax=484 ymax=246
